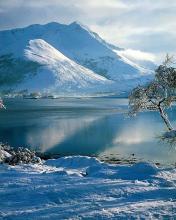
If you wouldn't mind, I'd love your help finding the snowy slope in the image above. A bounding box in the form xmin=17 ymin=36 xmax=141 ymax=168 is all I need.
xmin=21 ymin=39 xmax=111 ymax=93
xmin=0 ymin=156 xmax=175 ymax=219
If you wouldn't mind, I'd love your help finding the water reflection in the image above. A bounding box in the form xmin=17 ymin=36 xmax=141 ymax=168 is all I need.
xmin=0 ymin=98 xmax=175 ymax=165
xmin=113 ymin=119 xmax=155 ymax=145
xmin=27 ymin=116 xmax=101 ymax=152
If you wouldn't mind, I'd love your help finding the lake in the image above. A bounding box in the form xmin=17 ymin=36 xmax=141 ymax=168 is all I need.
xmin=0 ymin=98 xmax=175 ymax=166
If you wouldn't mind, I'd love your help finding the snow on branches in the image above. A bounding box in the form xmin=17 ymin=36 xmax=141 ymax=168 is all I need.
xmin=129 ymin=55 xmax=176 ymax=132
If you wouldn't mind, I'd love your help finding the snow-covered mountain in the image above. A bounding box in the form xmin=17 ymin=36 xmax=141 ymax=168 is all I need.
xmin=0 ymin=22 xmax=155 ymax=96
xmin=23 ymin=39 xmax=111 ymax=93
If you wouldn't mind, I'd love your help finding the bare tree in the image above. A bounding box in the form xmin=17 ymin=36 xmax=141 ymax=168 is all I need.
xmin=129 ymin=55 xmax=176 ymax=131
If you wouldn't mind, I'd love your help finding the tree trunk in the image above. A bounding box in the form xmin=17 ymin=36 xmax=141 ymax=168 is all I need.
xmin=158 ymin=106 xmax=173 ymax=131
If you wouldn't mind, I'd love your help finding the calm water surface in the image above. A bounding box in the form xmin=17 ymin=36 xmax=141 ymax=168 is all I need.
xmin=0 ymin=98 xmax=176 ymax=165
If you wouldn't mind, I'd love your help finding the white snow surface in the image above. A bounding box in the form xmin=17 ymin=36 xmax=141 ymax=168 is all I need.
xmin=0 ymin=156 xmax=175 ymax=219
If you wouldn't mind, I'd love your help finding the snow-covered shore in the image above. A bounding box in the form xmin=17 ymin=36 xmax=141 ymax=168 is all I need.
xmin=0 ymin=156 xmax=175 ymax=219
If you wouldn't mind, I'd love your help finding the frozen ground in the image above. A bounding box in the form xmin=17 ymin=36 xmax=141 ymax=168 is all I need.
xmin=0 ymin=156 xmax=176 ymax=219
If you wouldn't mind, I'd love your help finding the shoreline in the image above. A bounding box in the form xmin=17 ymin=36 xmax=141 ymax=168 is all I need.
xmin=1 ymin=144 xmax=175 ymax=168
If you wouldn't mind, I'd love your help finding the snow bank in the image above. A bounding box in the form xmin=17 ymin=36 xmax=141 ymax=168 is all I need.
xmin=45 ymin=155 xmax=102 ymax=169
xmin=0 ymin=156 xmax=175 ymax=219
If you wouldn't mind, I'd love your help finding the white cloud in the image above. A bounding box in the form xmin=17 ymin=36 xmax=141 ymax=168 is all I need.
xmin=118 ymin=49 xmax=156 ymax=62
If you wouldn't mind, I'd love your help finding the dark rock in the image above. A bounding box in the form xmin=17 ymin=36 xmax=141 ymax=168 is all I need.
xmin=0 ymin=144 xmax=42 ymax=165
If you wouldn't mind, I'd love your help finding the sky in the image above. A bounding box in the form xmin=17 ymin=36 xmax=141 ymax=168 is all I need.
xmin=0 ymin=0 xmax=175 ymax=62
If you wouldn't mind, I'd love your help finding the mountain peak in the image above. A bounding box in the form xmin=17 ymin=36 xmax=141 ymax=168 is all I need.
xmin=69 ymin=21 xmax=87 ymax=28
xmin=69 ymin=21 xmax=92 ymax=33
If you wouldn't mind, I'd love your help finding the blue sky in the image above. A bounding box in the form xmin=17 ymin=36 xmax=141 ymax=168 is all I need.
xmin=0 ymin=0 xmax=175 ymax=61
